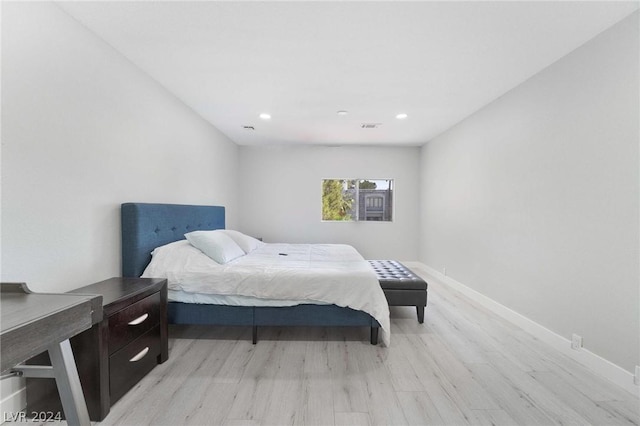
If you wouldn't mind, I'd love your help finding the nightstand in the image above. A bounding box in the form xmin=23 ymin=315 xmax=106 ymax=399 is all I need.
xmin=26 ymin=277 xmax=168 ymax=421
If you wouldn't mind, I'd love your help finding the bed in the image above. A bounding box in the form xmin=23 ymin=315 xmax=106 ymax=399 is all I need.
xmin=121 ymin=203 xmax=387 ymax=345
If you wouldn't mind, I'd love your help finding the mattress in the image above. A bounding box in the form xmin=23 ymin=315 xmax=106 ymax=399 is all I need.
xmin=168 ymin=289 xmax=326 ymax=307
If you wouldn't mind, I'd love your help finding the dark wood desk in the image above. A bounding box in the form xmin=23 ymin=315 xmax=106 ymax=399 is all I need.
xmin=0 ymin=284 xmax=101 ymax=426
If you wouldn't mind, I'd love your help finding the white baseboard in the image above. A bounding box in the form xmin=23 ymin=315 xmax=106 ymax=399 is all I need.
xmin=0 ymin=384 xmax=26 ymax=425
xmin=414 ymin=262 xmax=639 ymax=397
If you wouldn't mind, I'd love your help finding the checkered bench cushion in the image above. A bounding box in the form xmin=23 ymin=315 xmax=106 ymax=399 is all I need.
xmin=368 ymin=260 xmax=428 ymax=290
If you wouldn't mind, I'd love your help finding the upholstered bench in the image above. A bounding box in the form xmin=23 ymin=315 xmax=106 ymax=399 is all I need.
xmin=368 ymin=260 xmax=428 ymax=323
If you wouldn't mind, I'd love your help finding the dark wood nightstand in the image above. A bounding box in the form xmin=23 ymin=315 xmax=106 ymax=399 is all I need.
xmin=26 ymin=277 xmax=168 ymax=421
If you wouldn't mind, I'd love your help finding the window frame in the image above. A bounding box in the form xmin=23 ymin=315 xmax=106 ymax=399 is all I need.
xmin=320 ymin=178 xmax=394 ymax=223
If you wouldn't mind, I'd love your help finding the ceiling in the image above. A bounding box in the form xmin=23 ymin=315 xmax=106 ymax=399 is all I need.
xmin=58 ymin=1 xmax=638 ymax=147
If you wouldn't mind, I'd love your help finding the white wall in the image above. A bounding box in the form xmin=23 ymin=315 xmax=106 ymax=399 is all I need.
xmin=1 ymin=2 xmax=239 ymax=293
xmin=419 ymin=13 xmax=639 ymax=373
xmin=239 ymin=145 xmax=420 ymax=260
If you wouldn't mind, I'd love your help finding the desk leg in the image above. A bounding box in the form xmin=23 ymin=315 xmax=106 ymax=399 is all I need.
xmin=48 ymin=340 xmax=90 ymax=426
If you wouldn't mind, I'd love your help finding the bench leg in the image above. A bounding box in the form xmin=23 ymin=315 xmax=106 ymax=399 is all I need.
xmin=252 ymin=326 xmax=258 ymax=344
xmin=417 ymin=306 xmax=425 ymax=323
xmin=370 ymin=327 xmax=379 ymax=345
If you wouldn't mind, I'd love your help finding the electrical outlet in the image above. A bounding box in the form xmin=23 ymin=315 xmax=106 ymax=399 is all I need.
xmin=571 ymin=334 xmax=583 ymax=350
xmin=634 ymin=366 xmax=639 ymax=386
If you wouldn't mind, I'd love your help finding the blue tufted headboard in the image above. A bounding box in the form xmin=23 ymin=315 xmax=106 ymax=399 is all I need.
xmin=121 ymin=203 xmax=225 ymax=277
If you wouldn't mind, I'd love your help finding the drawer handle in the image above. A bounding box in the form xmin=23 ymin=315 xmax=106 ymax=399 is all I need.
xmin=128 ymin=313 xmax=149 ymax=326
xmin=129 ymin=347 xmax=149 ymax=362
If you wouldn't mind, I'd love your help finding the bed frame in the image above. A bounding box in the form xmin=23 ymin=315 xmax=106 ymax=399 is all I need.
xmin=121 ymin=202 xmax=380 ymax=344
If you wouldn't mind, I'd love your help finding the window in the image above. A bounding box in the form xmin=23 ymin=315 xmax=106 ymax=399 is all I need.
xmin=322 ymin=179 xmax=393 ymax=222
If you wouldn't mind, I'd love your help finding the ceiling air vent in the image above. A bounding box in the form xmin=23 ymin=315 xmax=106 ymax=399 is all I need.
xmin=242 ymin=125 xmax=255 ymax=130
xmin=361 ymin=123 xmax=381 ymax=129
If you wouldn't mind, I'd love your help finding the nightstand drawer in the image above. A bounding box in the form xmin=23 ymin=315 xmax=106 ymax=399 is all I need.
xmin=109 ymin=325 xmax=161 ymax=404
xmin=109 ymin=292 xmax=160 ymax=355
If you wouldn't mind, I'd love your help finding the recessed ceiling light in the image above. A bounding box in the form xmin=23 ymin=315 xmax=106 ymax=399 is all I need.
xmin=259 ymin=113 xmax=271 ymax=120
xmin=337 ymin=110 xmax=348 ymax=116
xmin=396 ymin=113 xmax=408 ymax=120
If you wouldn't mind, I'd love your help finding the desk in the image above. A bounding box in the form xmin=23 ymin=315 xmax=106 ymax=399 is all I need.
xmin=1 ymin=284 xmax=101 ymax=426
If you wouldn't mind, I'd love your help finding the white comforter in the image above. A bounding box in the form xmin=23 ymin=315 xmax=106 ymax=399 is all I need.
xmin=142 ymin=240 xmax=390 ymax=346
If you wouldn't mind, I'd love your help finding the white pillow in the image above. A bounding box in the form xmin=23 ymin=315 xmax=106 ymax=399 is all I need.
xmin=142 ymin=240 xmax=220 ymax=279
xmin=184 ymin=230 xmax=245 ymax=264
xmin=219 ymin=229 xmax=264 ymax=254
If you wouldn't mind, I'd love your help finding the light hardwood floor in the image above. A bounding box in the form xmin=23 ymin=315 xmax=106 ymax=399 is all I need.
xmin=94 ymin=266 xmax=638 ymax=426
